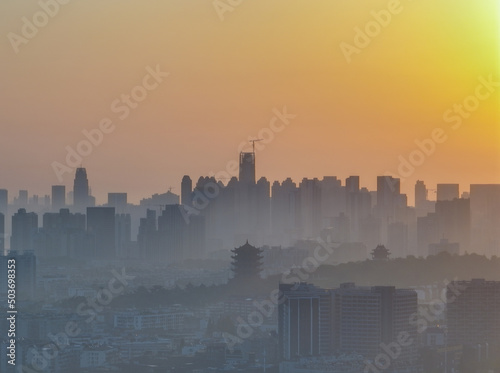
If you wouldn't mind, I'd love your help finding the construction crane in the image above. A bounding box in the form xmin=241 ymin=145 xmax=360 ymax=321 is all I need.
xmin=249 ymin=138 xmax=263 ymax=154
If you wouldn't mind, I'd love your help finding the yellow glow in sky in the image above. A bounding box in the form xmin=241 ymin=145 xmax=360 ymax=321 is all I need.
xmin=0 ymin=0 xmax=498 ymax=203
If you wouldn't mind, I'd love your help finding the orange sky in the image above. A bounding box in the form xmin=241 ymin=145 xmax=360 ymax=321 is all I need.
xmin=0 ymin=0 xmax=499 ymax=204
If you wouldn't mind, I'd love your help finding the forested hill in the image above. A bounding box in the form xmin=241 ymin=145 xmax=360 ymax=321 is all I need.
xmin=307 ymin=252 xmax=500 ymax=289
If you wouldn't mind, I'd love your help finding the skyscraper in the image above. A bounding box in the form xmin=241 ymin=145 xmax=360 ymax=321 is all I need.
xmin=239 ymin=152 xmax=256 ymax=185
xmin=115 ymin=213 xmax=132 ymax=258
xmin=74 ymin=167 xmax=90 ymax=212
xmin=377 ymin=175 xmax=401 ymax=215
xmin=278 ymin=283 xmax=331 ymax=360
xmin=0 ymin=189 xmax=7 ymax=215
xmin=40 ymin=208 xmax=86 ymax=258
xmin=346 ymin=176 xmax=360 ymax=193
xmin=414 ymin=180 xmax=427 ymax=210
xmin=157 ymin=204 xmax=205 ymax=262
xmin=10 ymin=208 xmax=38 ymax=252
xmin=270 ymin=178 xmax=299 ymax=246
xmin=437 ymin=183 xmax=459 ymax=201
xmin=181 ymin=175 xmax=193 ymax=206
xmin=470 ymin=184 xmax=500 ymax=257
xmin=87 ymin=207 xmax=116 ymax=259
xmin=298 ymin=178 xmax=322 ymax=238
xmin=107 ymin=193 xmax=127 ymax=212
xmin=18 ymin=190 xmax=28 ymax=207
xmin=434 ymin=197 xmax=470 ymax=253
xmin=51 ymin=185 xmax=66 ymax=211
xmin=138 ymin=209 xmax=159 ymax=260
xmin=377 ymin=176 xmax=404 ymax=244
xmin=334 ymin=283 xmax=418 ymax=368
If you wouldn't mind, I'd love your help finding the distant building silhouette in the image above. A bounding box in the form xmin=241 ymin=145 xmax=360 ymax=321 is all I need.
xmin=74 ymin=168 xmax=90 ymax=212
xmin=437 ymin=183 xmax=459 ymax=201
xmin=270 ymin=178 xmax=299 ymax=247
xmin=239 ymin=152 xmax=256 ymax=185
xmin=0 ymin=189 xmax=7 ymax=215
xmin=18 ymin=190 xmax=28 ymax=207
xmin=435 ymin=197 xmax=470 ymax=253
xmin=181 ymin=175 xmax=193 ymax=206
xmin=51 ymin=185 xmax=66 ymax=211
xmin=115 ymin=213 xmax=132 ymax=258
xmin=388 ymin=221 xmax=408 ymax=257
xmin=108 ymin=193 xmax=127 ymax=212
xmin=11 ymin=208 xmax=38 ymax=252
xmin=157 ymin=204 xmax=205 ymax=263
xmin=138 ymin=209 xmax=159 ymax=260
xmin=39 ymin=208 xmax=87 ymax=258
xmin=87 ymin=207 xmax=115 ymax=259
xmin=470 ymin=184 xmax=500 ymax=257
xmin=415 ymin=180 xmax=427 ymax=209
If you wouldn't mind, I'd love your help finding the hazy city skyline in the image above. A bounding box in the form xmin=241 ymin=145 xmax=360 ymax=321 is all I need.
xmin=1 ymin=2 xmax=499 ymax=372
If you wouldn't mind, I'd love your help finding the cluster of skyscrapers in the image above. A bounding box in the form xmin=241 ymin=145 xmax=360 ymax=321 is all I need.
xmin=1 ymin=150 xmax=499 ymax=262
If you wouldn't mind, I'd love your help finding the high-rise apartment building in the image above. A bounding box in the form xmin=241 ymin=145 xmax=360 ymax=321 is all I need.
xmin=470 ymin=184 xmax=500 ymax=257
xmin=436 ymin=183 xmax=459 ymax=201
xmin=107 ymin=193 xmax=127 ymax=212
xmin=447 ymin=279 xmax=500 ymax=347
xmin=278 ymin=282 xmax=419 ymax=370
xmin=87 ymin=207 xmax=116 ymax=259
xmin=51 ymin=185 xmax=66 ymax=211
xmin=10 ymin=208 xmax=38 ymax=252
